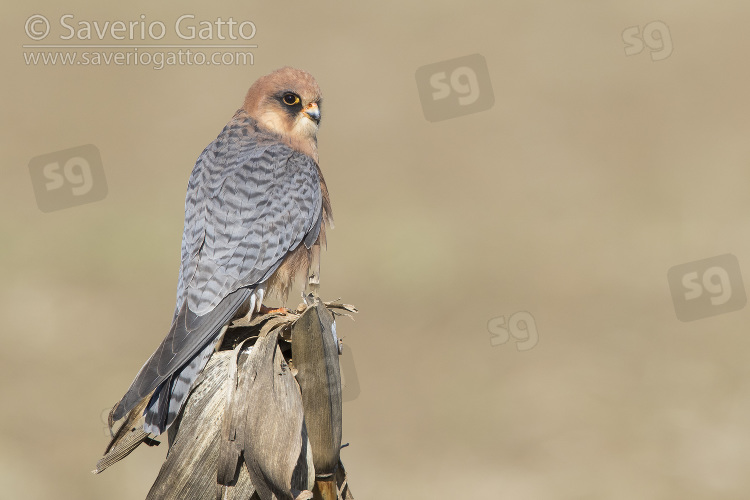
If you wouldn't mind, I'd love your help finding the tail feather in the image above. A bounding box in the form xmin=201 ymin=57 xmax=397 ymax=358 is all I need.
xmin=144 ymin=341 xmax=216 ymax=435
xmin=112 ymin=287 xmax=252 ymax=425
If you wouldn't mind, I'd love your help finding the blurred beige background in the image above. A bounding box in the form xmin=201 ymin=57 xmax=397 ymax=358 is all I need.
xmin=3 ymin=1 xmax=750 ymax=499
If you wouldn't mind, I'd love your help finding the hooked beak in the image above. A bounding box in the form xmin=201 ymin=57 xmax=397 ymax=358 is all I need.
xmin=303 ymin=102 xmax=321 ymax=124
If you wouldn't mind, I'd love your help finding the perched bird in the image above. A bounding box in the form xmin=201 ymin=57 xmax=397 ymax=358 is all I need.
xmin=111 ymin=67 xmax=333 ymax=435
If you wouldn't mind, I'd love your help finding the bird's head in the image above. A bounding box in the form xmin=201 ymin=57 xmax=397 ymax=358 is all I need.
xmin=243 ymin=67 xmax=323 ymax=144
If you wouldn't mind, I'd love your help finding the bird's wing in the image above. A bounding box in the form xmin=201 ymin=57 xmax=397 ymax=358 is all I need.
xmin=112 ymin=112 xmax=323 ymax=423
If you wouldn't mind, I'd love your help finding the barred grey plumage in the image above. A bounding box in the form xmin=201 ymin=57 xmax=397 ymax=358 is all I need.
xmin=111 ymin=98 xmax=327 ymax=435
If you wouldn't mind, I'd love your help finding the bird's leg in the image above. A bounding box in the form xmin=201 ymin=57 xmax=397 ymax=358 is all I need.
xmin=254 ymin=286 xmax=264 ymax=313
xmin=253 ymin=286 xmax=288 ymax=314
xmin=305 ymin=244 xmax=321 ymax=297
xmin=237 ymin=284 xmax=287 ymax=317
xmin=235 ymin=285 xmax=264 ymax=322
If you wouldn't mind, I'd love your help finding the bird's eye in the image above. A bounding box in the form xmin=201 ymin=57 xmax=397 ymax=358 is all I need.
xmin=282 ymin=93 xmax=300 ymax=106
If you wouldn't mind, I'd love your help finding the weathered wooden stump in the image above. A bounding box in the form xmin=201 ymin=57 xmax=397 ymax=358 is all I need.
xmin=95 ymin=297 xmax=355 ymax=500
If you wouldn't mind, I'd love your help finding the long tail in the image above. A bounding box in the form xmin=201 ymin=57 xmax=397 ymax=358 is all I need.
xmin=111 ymin=288 xmax=253 ymax=434
xmin=143 ymin=339 xmax=217 ymax=435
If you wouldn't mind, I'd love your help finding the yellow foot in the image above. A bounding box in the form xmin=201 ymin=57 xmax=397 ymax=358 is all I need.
xmin=258 ymin=305 xmax=289 ymax=315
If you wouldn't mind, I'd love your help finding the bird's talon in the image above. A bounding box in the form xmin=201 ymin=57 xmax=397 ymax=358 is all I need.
xmin=259 ymin=305 xmax=289 ymax=315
